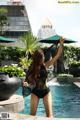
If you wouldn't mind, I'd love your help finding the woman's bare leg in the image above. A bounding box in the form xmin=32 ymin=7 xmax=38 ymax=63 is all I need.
xmin=43 ymin=91 xmax=53 ymax=117
xmin=30 ymin=93 xmax=39 ymax=116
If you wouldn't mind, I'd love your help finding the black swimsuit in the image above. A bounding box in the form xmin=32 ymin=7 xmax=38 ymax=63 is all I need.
xmin=32 ymin=65 xmax=50 ymax=98
xmin=32 ymin=87 xmax=50 ymax=98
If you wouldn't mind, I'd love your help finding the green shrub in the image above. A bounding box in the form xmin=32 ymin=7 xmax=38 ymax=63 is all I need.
xmin=69 ymin=60 xmax=80 ymax=67
xmin=69 ymin=61 xmax=80 ymax=77
xmin=57 ymin=73 xmax=73 ymax=83
xmin=0 ymin=64 xmax=26 ymax=77
xmin=0 ymin=46 xmax=25 ymax=63
xmin=58 ymin=73 xmax=73 ymax=77
xmin=19 ymin=57 xmax=32 ymax=69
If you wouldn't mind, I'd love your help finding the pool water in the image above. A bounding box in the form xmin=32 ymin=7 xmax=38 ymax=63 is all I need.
xmin=16 ymin=83 xmax=80 ymax=118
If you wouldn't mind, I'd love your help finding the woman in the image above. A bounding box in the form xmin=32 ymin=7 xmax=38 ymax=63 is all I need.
xmin=23 ymin=37 xmax=64 ymax=118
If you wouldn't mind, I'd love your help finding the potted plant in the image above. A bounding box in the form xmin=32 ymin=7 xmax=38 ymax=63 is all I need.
xmin=57 ymin=73 xmax=73 ymax=83
xmin=0 ymin=64 xmax=26 ymax=100
xmin=0 ymin=64 xmax=26 ymax=77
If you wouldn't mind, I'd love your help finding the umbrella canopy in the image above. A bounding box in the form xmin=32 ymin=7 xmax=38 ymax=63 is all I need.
xmin=39 ymin=35 xmax=76 ymax=44
xmin=0 ymin=36 xmax=15 ymax=43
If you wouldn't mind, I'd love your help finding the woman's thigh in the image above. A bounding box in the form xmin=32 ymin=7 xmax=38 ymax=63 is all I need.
xmin=43 ymin=91 xmax=53 ymax=117
xmin=30 ymin=93 xmax=39 ymax=115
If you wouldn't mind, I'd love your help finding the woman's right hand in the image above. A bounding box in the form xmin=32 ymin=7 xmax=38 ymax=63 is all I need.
xmin=60 ymin=36 xmax=65 ymax=45
xmin=23 ymin=81 xmax=29 ymax=87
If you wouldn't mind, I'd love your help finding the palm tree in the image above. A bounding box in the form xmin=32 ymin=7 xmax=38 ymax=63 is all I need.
xmin=21 ymin=32 xmax=40 ymax=56
xmin=20 ymin=32 xmax=40 ymax=69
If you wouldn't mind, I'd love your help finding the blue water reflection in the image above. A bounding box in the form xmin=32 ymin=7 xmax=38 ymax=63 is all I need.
xmin=16 ymin=83 xmax=80 ymax=118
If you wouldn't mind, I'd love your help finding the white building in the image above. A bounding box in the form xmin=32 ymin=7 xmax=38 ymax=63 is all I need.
xmin=37 ymin=18 xmax=56 ymax=40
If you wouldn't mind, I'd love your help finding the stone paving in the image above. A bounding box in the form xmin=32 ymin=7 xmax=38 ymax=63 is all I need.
xmin=8 ymin=113 xmax=78 ymax=120
xmin=0 ymin=95 xmax=24 ymax=112
xmin=13 ymin=113 xmax=80 ymax=120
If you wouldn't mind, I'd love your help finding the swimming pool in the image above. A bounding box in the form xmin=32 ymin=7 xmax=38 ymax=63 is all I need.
xmin=16 ymin=83 xmax=80 ymax=118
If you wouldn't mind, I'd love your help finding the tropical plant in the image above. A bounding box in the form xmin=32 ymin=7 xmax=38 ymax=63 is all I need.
xmin=20 ymin=32 xmax=40 ymax=69
xmin=64 ymin=46 xmax=80 ymax=65
xmin=57 ymin=73 xmax=73 ymax=77
xmin=21 ymin=32 xmax=40 ymax=56
xmin=69 ymin=60 xmax=80 ymax=77
xmin=0 ymin=46 xmax=25 ymax=64
xmin=0 ymin=64 xmax=26 ymax=77
xmin=19 ymin=57 xmax=32 ymax=69
xmin=69 ymin=60 xmax=80 ymax=67
xmin=57 ymin=73 xmax=73 ymax=83
xmin=0 ymin=8 xmax=8 ymax=35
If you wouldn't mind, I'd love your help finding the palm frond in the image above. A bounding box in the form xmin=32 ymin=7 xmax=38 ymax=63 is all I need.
xmin=21 ymin=32 xmax=40 ymax=54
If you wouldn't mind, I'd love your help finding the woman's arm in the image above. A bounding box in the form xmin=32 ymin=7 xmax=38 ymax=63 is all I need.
xmin=22 ymin=70 xmax=30 ymax=87
xmin=45 ymin=37 xmax=64 ymax=68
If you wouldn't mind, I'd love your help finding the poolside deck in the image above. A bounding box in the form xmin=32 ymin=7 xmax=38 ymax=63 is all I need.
xmin=74 ymin=82 xmax=80 ymax=88
xmin=73 ymin=77 xmax=80 ymax=88
xmin=0 ymin=95 xmax=24 ymax=112
xmin=9 ymin=113 xmax=80 ymax=120
xmin=14 ymin=113 xmax=50 ymax=120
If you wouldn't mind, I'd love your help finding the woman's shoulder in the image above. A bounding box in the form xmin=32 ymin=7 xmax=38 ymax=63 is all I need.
xmin=42 ymin=63 xmax=47 ymax=69
xmin=40 ymin=64 xmax=47 ymax=71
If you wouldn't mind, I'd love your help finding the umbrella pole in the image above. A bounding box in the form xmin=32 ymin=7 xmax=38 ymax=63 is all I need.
xmin=47 ymin=44 xmax=54 ymax=51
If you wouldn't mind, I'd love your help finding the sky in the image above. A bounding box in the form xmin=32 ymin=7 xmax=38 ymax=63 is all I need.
xmin=24 ymin=0 xmax=80 ymax=45
xmin=0 ymin=0 xmax=80 ymax=45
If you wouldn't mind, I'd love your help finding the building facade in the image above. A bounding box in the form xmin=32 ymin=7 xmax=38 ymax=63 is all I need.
xmin=37 ymin=18 xmax=56 ymax=40
xmin=0 ymin=0 xmax=31 ymax=46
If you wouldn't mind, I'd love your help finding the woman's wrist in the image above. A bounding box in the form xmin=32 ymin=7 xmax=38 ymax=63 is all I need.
xmin=58 ymin=43 xmax=64 ymax=47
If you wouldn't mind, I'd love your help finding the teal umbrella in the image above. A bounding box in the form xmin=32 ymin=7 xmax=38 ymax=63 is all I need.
xmin=0 ymin=36 xmax=15 ymax=43
xmin=39 ymin=35 xmax=76 ymax=44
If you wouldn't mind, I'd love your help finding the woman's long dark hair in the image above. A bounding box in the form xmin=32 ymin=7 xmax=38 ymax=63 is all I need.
xmin=31 ymin=49 xmax=45 ymax=80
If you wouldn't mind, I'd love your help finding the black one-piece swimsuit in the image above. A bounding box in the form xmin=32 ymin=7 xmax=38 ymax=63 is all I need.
xmin=32 ymin=65 xmax=50 ymax=98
